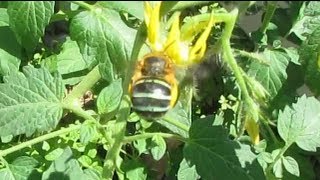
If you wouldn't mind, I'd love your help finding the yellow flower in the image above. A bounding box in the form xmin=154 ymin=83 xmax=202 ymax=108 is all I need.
xmin=144 ymin=1 xmax=215 ymax=67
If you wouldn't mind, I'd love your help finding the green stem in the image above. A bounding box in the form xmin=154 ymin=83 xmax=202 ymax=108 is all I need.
xmin=162 ymin=116 xmax=190 ymax=132
xmin=0 ymin=125 xmax=81 ymax=157
xmin=72 ymin=1 xmax=95 ymax=11
xmin=266 ymin=143 xmax=291 ymax=176
xmin=63 ymin=66 xmax=101 ymax=106
xmin=260 ymin=117 xmax=280 ymax=145
xmin=62 ymin=103 xmax=96 ymax=121
xmin=123 ymin=132 xmax=186 ymax=144
xmin=221 ymin=9 xmax=252 ymax=111
xmin=260 ymin=2 xmax=277 ymax=33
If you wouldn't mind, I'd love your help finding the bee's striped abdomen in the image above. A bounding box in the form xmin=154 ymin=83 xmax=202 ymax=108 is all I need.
xmin=132 ymin=78 xmax=172 ymax=119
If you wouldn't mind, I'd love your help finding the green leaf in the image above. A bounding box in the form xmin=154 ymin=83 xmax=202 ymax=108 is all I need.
xmin=150 ymin=135 xmax=166 ymax=161
xmin=248 ymin=49 xmax=290 ymax=99
xmin=9 ymin=156 xmax=38 ymax=180
xmin=0 ymin=8 xmax=9 ymax=26
xmin=0 ymin=156 xmax=39 ymax=180
xmin=55 ymin=37 xmax=88 ymax=85
xmin=133 ymin=139 xmax=148 ymax=155
xmin=273 ymin=158 xmax=283 ymax=178
xmin=0 ymin=9 xmax=21 ymax=76
xmin=183 ymin=117 xmax=265 ymax=180
xmin=177 ymin=158 xmax=199 ymax=180
xmin=282 ymin=156 xmax=299 ymax=177
xmin=83 ymin=168 xmax=101 ymax=180
xmin=0 ymin=66 xmax=64 ymax=137
xmin=42 ymin=147 xmax=88 ymax=180
xmin=97 ymin=1 xmax=144 ymax=20
xmin=121 ymin=159 xmax=147 ymax=180
xmin=299 ymin=26 xmax=320 ymax=94
xmin=70 ymin=7 xmax=136 ymax=75
xmin=290 ymin=2 xmax=320 ymax=40
xmin=7 ymin=1 xmax=55 ymax=51
xmin=159 ymin=101 xmax=191 ymax=138
xmin=45 ymin=148 xmax=64 ymax=161
xmin=278 ymin=95 xmax=320 ymax=151
xmin=78 ymin=155 xmax=92 ymax=168
xmin=97 ymin=78 xmax=123 ymax=115
xmin=80 ymin=122 xmax=97 ymax=144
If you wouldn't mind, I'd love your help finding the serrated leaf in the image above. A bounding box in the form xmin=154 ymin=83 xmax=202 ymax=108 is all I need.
xmin=0 ymin=156 xmax=39 ymax=180
xmin=80 ymin=122 xmax=97 ymax=144
xmin=45 ymin=148 xmax=64 ymax=161
xmin=290 ymin=2 xmax=320 ymax=40
xmin=177 ymin=158 xmax=199 ymax=180
xmin=150 ymin=135 xmax=166 ymax=161
xmin=121 ymin=159 xmax=147 ymax=180
xmin=159 ymin=101 xmax=191 ymax=138
xmin=98 ymin=1 xmax=144 ymax=20
xmin=283 ymin=156 xmax=299 ymax=177
xmin=97 ymin=78 xmax=123 ymax=115
xmin=56 ymin=37 xmax=88 ymax=85
xmin=278 ymin=95 xmax=320 ymax=151
xmin=299 ymin=26 xmax=320 ymax=94
xmin=7 ymin=1 xmax=55 ymax=51
xmin=248 ymin=49 xmax=289 ymax=99
xmin=9 ymin=156 xmax=38 ymax=180
xmin=0 ymin=66 xmax=64 ymax=137
xmin=70 ymin=7 xmax=136 ymax=75
xmin=42 ymin=147 xmax=88 ymax=180
xmin=183 ymin=117 xmax=265 ymax=180
xmin=0 ymin=15 xmax=22 ymax=76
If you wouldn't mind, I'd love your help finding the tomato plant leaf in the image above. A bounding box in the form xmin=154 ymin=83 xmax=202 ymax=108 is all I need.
xmin=0 ymin=8 xmax=9 ymax=26
xmin=0 ymin=156 xmax=38 ymax=180
xmin=300 ymin=26 xmax=320 ymax=95
xmin=80 ymin=122 xmax=97 ymax=144
xmin=177 ymin=158 xmax=199 ymax=180
xmin=42 ymin=147 xmax=89 ymax=180
xmin=278 ymin=95 xmax=320 ymax=151
xmin=290 ymin=2 xmax=320 ymax=40
xmin=0 ymin=8 xmax=21 ymax=76
xmin=184 ymin=117 xmax=265 ymax=180
xmin=0 ymin=66 xmax=64 ymax=137
xmin=121 ymin=159 xmax=147 ymax=180
xmin=150 ymin=134 xmax=166 ymax=161
xmin=70 ymin=7 xmax=136 ymax=77
xmin=282 ymin=156 xmax=299 ymax=177
xmin=248 ymin=49 xmax=290 ymax=99
xmin=160 ymin=102 xmax=190 ymax=138
xmin=97 ymin=78 xmax=123 ymax=115
xmin=98 ymin=1 xmax=144 ymax=20
xmin=7 ymin=1 xmax=55 ymax=51
xmin=55 ymin=37 xmax=88 ymax=85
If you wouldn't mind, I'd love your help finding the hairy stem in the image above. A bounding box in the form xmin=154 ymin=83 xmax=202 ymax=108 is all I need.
xmin=63 ymin=66 xmax=101 ymax=106
xmin=260 ymin=2 xmax=277 ymax=33
xmin=0 ymin=125 xmax=81 ymax=157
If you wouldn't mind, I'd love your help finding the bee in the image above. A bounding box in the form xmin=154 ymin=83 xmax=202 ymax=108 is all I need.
xmin=129 ymin=52 xmax=178 ymax=120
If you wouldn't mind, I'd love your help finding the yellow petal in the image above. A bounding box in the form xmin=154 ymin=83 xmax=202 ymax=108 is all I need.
xmin=245 ymin=116 xmax=260 ymax=145
xmin=189 ymin=11 xmax=215 ymax=63
xmin=144 ymin=1 xmax=162 ymax=51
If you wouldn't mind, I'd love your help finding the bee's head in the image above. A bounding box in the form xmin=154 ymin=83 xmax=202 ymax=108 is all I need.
xmin=142 ymin=56 xmax=167 ymax=76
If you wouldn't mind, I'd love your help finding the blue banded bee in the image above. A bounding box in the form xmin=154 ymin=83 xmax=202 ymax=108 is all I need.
xmin=129 ymin=52 xmax=178 ymax=120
